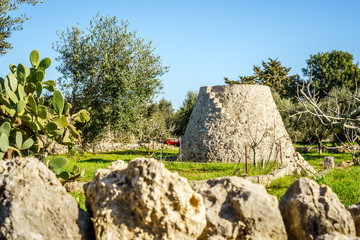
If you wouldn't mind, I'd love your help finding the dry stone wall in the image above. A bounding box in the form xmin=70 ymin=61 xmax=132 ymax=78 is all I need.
xmin=2 ymin=157 xmax=360 ymax=239
xmin=181 ymin=84 xmax=295 ymax=163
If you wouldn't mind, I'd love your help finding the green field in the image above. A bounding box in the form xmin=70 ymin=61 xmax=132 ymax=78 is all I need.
xmin=50 ymin=148 xmax=278 ymax=182
xmin=54 ymin=146 xmax=360 ymax=210
xmin=301 ymin=151 xmax=352 ymax=171
xmin=266 ymin=150 xmax=359 ymax=206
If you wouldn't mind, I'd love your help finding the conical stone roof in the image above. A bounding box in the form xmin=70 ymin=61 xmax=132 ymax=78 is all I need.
xmin=180 ymin=84 xmax=295 ymax=163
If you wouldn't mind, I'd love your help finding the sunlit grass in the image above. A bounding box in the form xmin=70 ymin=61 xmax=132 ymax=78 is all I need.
xmin=266 ymin=175 xmax=300 ymax=201
xmin=316 ymin=166 xmax=360 ymax=207
xmin=49 ymin=147 xmax=282 ymax=182
xmin=61 ymin=144 xmax=360 ymax=211
xmin=300 ymin=151 xmax=352 ymax=171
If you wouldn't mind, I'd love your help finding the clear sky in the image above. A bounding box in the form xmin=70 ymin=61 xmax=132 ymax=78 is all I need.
xmin=1 ymin=0 xmax=360 ymax=110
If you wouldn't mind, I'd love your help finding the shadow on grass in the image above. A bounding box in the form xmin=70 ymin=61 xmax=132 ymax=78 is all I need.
xmin=79 ymin=158 xmax=114 ymax=164
xmin=101 ymin=149 xmax=179 ymax=158
xmin=102 ymin=149 xmax=149 ymax=155
xmin=301 ymin=154 xmax=322 ymax=161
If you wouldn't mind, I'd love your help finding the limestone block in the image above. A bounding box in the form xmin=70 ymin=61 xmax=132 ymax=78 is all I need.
xmin=347 ymin=202 xmax=360 ymax=236
xmin=0 ymin=157 xmax=94 ymax=240
xmin=324 ymin=156 xmax=335 ymax=169
xmin=279 ymin=177 xmax=356 ymax=240
xmin=193 ymin=177 xmax=287 ymax=239
xmin=84 ymin=158 xmax=206 ymax=240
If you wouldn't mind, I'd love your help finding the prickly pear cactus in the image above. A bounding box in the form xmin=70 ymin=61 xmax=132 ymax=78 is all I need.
xmin=48 ymin=157 xmax=84 ymax=182
xmin=0 ymin=50 xmax=90 ymax=160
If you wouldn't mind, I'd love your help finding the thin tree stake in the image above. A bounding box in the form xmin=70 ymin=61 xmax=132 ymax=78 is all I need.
xmin=279 ymin=141 xmax=283 ymax=165
xmin=245 ymin=145 xmax=248 ymax=175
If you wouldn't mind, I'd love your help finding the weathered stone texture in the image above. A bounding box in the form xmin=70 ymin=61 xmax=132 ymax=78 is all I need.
xmin=181 ymin=84 xmax=295 ymax=163
xmin=279 ymin=177 xmax=356 ymax=240
xmin=323 ymin=156 xmax=335 ymax=169
xmin=347 ymin=202 xmax=360 ymax=236
xmin=0 ymin=157 xmax=94 ymax=240
xmin=193 ymin=177 xmax=287 ymax=240
xmin=84 ymin=158 xmax=206 ymax=240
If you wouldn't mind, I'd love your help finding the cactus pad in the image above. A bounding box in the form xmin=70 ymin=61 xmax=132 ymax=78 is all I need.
xmin=30 ymin=50 xmax=40 ymax=68
xmin=49 ymin=157 xmax=68 ymax=170
xmin=52 ymin=90 xmax=64 ymax=115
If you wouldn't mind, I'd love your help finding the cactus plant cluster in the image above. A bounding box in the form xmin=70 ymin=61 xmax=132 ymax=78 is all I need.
xmin=0 ymin=50 xmax=90 ymax=159
xmin=48 ymin=157 xmax=84 ymax=181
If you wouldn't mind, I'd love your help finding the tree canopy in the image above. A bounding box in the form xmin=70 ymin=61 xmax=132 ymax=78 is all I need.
xmin=138 ymin=98 xmax=175 ymax=141
xmin=225 ymin=58 xmax=300 ymax=98
xmin=53 ymin=14 xmax=168 ymax=144
xmin=173 ymin=90 xmax=198 ymax=136
xmin=0 ymin=0 xmax=42 ymax=56
xmin=302 ymin=50 xmax=360 ymax=99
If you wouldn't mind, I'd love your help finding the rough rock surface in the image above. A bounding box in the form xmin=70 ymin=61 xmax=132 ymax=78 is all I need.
xmin=193 ymin=176 xmax=287 ymax=240
xmin=293 ymin=152 xmax=318 ymax=176
xmin=181 ymin=84 xmax=295 ymax=163
xmin=323 ymin=156 xmax=335 ymax=169
xmin=347 ymin=202 xmax=360 ymax=236
xmin=84 ymin=158 xmax=206 ymax=240
xmin=279 ymin=177 xmax=356 ymax=240
xmin=0 ymin=157 xmax=94 ymax=240
xmin=316 ymin=232 xmax=360 ymax=240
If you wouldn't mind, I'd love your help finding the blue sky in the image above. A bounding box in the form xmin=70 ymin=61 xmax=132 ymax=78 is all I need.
xmin=1 ymin=0 xmax=360 ymax=110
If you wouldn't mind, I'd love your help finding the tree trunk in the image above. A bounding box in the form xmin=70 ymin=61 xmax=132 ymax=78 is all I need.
xmin=253 ymin=148 xmax=257 ymax=168
xmin=160 ymin=141 xmax=163 ymax=162
xmin=92 ymin=143 xmax=97 ymax=155
xmin=317 ymin=141 xmax=322 ymax=154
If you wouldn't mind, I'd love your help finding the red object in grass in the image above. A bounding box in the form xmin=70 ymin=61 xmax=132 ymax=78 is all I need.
xmin=164 ymin=138 xmax=180 ymax=146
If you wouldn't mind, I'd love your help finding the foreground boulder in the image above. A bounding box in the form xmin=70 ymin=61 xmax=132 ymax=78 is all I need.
xmin=193 ymin=177 xmax=287 ymax=239
xmin=0 ymin=157 xmax=94 ymax=240
xmin=347 ymin=202 xmax=360 ymax=236
xmin=279 ymin=177 xmax=355 ymax=240
xmin=84 ymin=158 xmax=206 ymax=240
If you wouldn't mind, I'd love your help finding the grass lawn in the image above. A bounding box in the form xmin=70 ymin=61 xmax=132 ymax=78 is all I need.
xmin=300 ymin=151 xmax=352 ymax=171
xmin=49 ymin=148 xmax=279 ymax=182
xmin=265 ymin=149 xmax=359 ymax=206
xmin=53 ymin=146 xmax=360 ymax=210
xmin=265 ymin=174 xmax=300 ymax=201
xmin=57 ymin=147 xmax=278 ymax=211
xmin=48 ymin=148 xmax=179 ymax=182
xmin=316 ymin=166 xmax=360 ymax=206
xmin=266 ymin=166 xmax=360 ymax=207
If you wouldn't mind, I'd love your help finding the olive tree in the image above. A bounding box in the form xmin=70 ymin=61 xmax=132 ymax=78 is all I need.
xmin=0 ymin=0 xmax=43 ymax=55
xmin=53 ymin=14 xmax=168 ymax=148
xmin=295 ymin=71 xmax=360 ymax=160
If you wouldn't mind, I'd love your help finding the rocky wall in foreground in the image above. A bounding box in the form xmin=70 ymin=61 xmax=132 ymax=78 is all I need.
xmin=1 ymin=157 xmax=360 ymax=240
